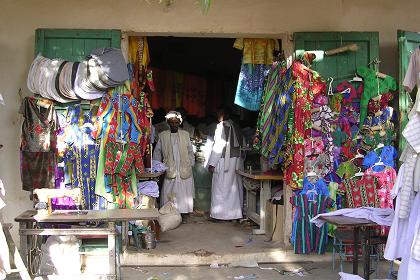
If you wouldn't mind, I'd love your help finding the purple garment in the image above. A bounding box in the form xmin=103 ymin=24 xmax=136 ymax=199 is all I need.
xmin=137 ymin=180 xmax=160 ymax=198
xmin=51 ymin=166 xmax=77 ymax=210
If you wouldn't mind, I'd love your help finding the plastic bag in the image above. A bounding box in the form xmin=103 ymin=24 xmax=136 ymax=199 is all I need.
xmin=39 ymin=235 xmax=81 ymax=275
xmin=158 ymin=201 xmax=182 ymax=232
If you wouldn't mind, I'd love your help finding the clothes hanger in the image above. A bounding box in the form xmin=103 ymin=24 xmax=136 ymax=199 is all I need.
xmin=374 ymin=143 xmax=384 ymax=152
xmin=350 ymin=167 xmax=364 ymax=179
xmin=327 ymin=77 xmax=334 ymax=96
xmin=349 ymin=73 xmax=363 ymax=83
xmin=373 ymin=156 xmax=385 ymax=167
xmin=350 ymin=149 xmax=365 ymax=161
xmin=305 ymin=188 xmax=318 ymax=202
xmin=306 ymin=166 xmax=319 ymax=178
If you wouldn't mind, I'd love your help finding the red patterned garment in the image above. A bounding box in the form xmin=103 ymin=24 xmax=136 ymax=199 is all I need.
xmin=340 ymin=175 xmax=380 ymax=208
xmin=364 ymin=166 xmax=396 ymax=209
xmin=284 ymin=61 xmax=326 ymax=189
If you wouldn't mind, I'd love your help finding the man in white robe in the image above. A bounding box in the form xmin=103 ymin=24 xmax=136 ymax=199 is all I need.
xmin=207 ymin=107 xmax=244 ymax=220
xmin=153 ymin=111 xmax=195 ymax=216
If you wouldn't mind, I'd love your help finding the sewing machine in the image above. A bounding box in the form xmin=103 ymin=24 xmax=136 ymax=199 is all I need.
xmin=33 ymin=188 xmax=82 ymax=216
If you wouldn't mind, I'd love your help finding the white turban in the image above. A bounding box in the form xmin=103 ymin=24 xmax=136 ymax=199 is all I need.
xmin=165 ymin=111 xmax=183 ymax=124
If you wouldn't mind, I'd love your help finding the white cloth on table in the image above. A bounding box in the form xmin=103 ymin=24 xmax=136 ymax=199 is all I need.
xmin=396 ymin=192 xmax=420 ymax=280
xmin=137 ymin=181 xmax=160 ymax=198
xmin=155 ymin=134 xmax=195 ymax=214
xmin=209 ymin=157 xmax=243 ymax=220
xmin=310 ymin=207 xmax=394 ymax=228
xmin=385 ymin=164 xmax=410 ymax=260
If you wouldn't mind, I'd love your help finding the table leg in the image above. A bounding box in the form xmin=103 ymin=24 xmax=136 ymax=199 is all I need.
xmin=108 ymin=222 xmax=117 ymax=278
xmin=364 ymin=227 xmax=371 ymax=280
xmin=353 ymin=227 xmax=359 ymax=275
xmin=19 ymin=222 xmax=29 ymax=266
xmin=122 ymin=221 xmax=128 ymax=252
xmin=253 ymin=180 xmax=271 ymax=235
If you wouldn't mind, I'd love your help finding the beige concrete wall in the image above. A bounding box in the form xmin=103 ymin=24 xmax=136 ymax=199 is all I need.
xmin=0 ymin=0 xmax=419 ymax=241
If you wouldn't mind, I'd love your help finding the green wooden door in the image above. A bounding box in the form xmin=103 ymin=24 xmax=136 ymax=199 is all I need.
xmin=294 ymin=32 xmax=379 ymax=86
xmin=398 ymin=30 xmax=420 ymax=152
xmin=35 ymin=29 xmax=121 ymax=61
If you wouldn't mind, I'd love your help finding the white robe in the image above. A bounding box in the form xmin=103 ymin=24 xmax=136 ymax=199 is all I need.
xmin=208 ymin=121 xmax=243 ymax=220
xmin=384 ymin=164 xmax=408 ymax=260
xmin=209 ymin=157 xmax=243 ymax=220
xmin=395 ymin=192 xmax=420 ymax=280
xmin=154 ymin=133 xmax=195 ymax=214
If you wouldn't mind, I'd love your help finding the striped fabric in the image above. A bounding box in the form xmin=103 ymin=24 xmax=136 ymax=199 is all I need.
xmin=263 ymin=65 xmax=293 ymax=166
xmin=291 ymin=194 xmax=334 ymax=254
xmin=254 ymin=63 xmax=281 ymax=152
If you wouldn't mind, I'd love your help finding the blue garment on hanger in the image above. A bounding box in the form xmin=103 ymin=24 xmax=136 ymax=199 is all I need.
xmin=362 ymin=145 xmax=397 ymax=172
xmin=302 ymin=177 xmax=330 ymax=197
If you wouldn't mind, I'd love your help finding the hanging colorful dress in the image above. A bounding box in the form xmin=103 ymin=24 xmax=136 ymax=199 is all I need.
xmin=233 ymin=38 xmax=279 ymax=111
xmin=283 ymin=61 xmax=326 ymax=190
xmin=20 ymin=97 xmax=58 ymax=191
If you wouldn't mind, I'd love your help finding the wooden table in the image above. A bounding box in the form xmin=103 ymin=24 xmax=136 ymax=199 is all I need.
xmin=138 ymin=171 xmax=165 ymax=180
xmin=15 ymin=208 xmax=159 ymax=279
xmin=236 ymin=170 xmax=283 ymax=235
xmin=319 ymin=215 xmax=379 ymax=280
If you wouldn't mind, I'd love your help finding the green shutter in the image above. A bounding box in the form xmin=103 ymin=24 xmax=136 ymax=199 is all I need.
xmin=398 ymin=30 xmax=420 ymax=152
xmin=294 ymin=32 xmax=379 ymax=86
xmin=35 ymin=28 xmax=121 ymax=61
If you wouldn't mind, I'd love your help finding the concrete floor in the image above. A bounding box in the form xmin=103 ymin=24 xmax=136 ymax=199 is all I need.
xmin=121 ymin=261 xmax=396 ymax=280
xmin=8 ymin=216 xmax=398 ymax=279
xmin=123 ymin=216 xmax=332 ymax=266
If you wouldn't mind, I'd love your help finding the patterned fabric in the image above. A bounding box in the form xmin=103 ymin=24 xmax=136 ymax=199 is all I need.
xmin=254 ymin=62 xmax=285 ymax=153
xmin=20 ymin=97 xmax=58 ymax=152
xmin=336 ymin=161 xmax=359 ymax=179
xmin=304 ymin=137 xmax=324 ymax=157
xmin=311 ymin=105 xmax=335 ymax=166
xmin=328 ymin=182 xmax=340 ymax=235
xmin=362 ymin=146 xmax=397 ymax=172
xmin=104 ymin=142 xmax=144 ymax=208
xmin=291 ymin=194 xmax=334 ymax=254
xmin=263 ymin=66 xmax=293 ymax=166
xmin=340 ymin=175 xmax=380 ymax=208
xmin=64 ymin=144 xmax=105 ymax=210
xmin=95 ymin=85 xmax=143 ymax=144
xmin=20 ymin=97 xmax=58 ymax=191
xmin=21 ymin=151 xmax=56 ymax=191
xmin=367 ymin=93 xmax=393 ymax=114
xmin=233 ymin=38 xmax=279 ymax=65
xmin=234 ymin=63 xmax=270 ymax=111
xmin=284 ymin=61 xmax=326 ymax=189
xmin=128 ymin=36 xmax=150 ymax=95
xmin=365 ymin=166 xmax=396 ymax=209
xmin=304 ymin=153 xmax=330 ymax=178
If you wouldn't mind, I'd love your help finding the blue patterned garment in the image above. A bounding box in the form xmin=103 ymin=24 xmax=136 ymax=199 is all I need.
xmin=234 ymin=63 xmax=270 ymax=111
xmin=65 ymin=144 xmax=105 ymax=210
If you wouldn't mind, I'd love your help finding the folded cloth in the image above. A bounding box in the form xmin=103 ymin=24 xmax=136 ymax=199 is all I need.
xmin=310 ymin=207 xmax=394 ymax=228
xmin=138 ymin=180 xmax=159 ymax=198
xmin=144 ymin=160 xmax=168 ymax=173
xmin=338 ymin=272 xmax=364 ymax=280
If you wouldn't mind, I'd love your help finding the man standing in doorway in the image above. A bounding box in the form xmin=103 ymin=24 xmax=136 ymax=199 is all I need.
xmin=207 ymin=107 xmax=244 ymax=220
xmin=153 ymin=111 xmax=195 ymax=219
